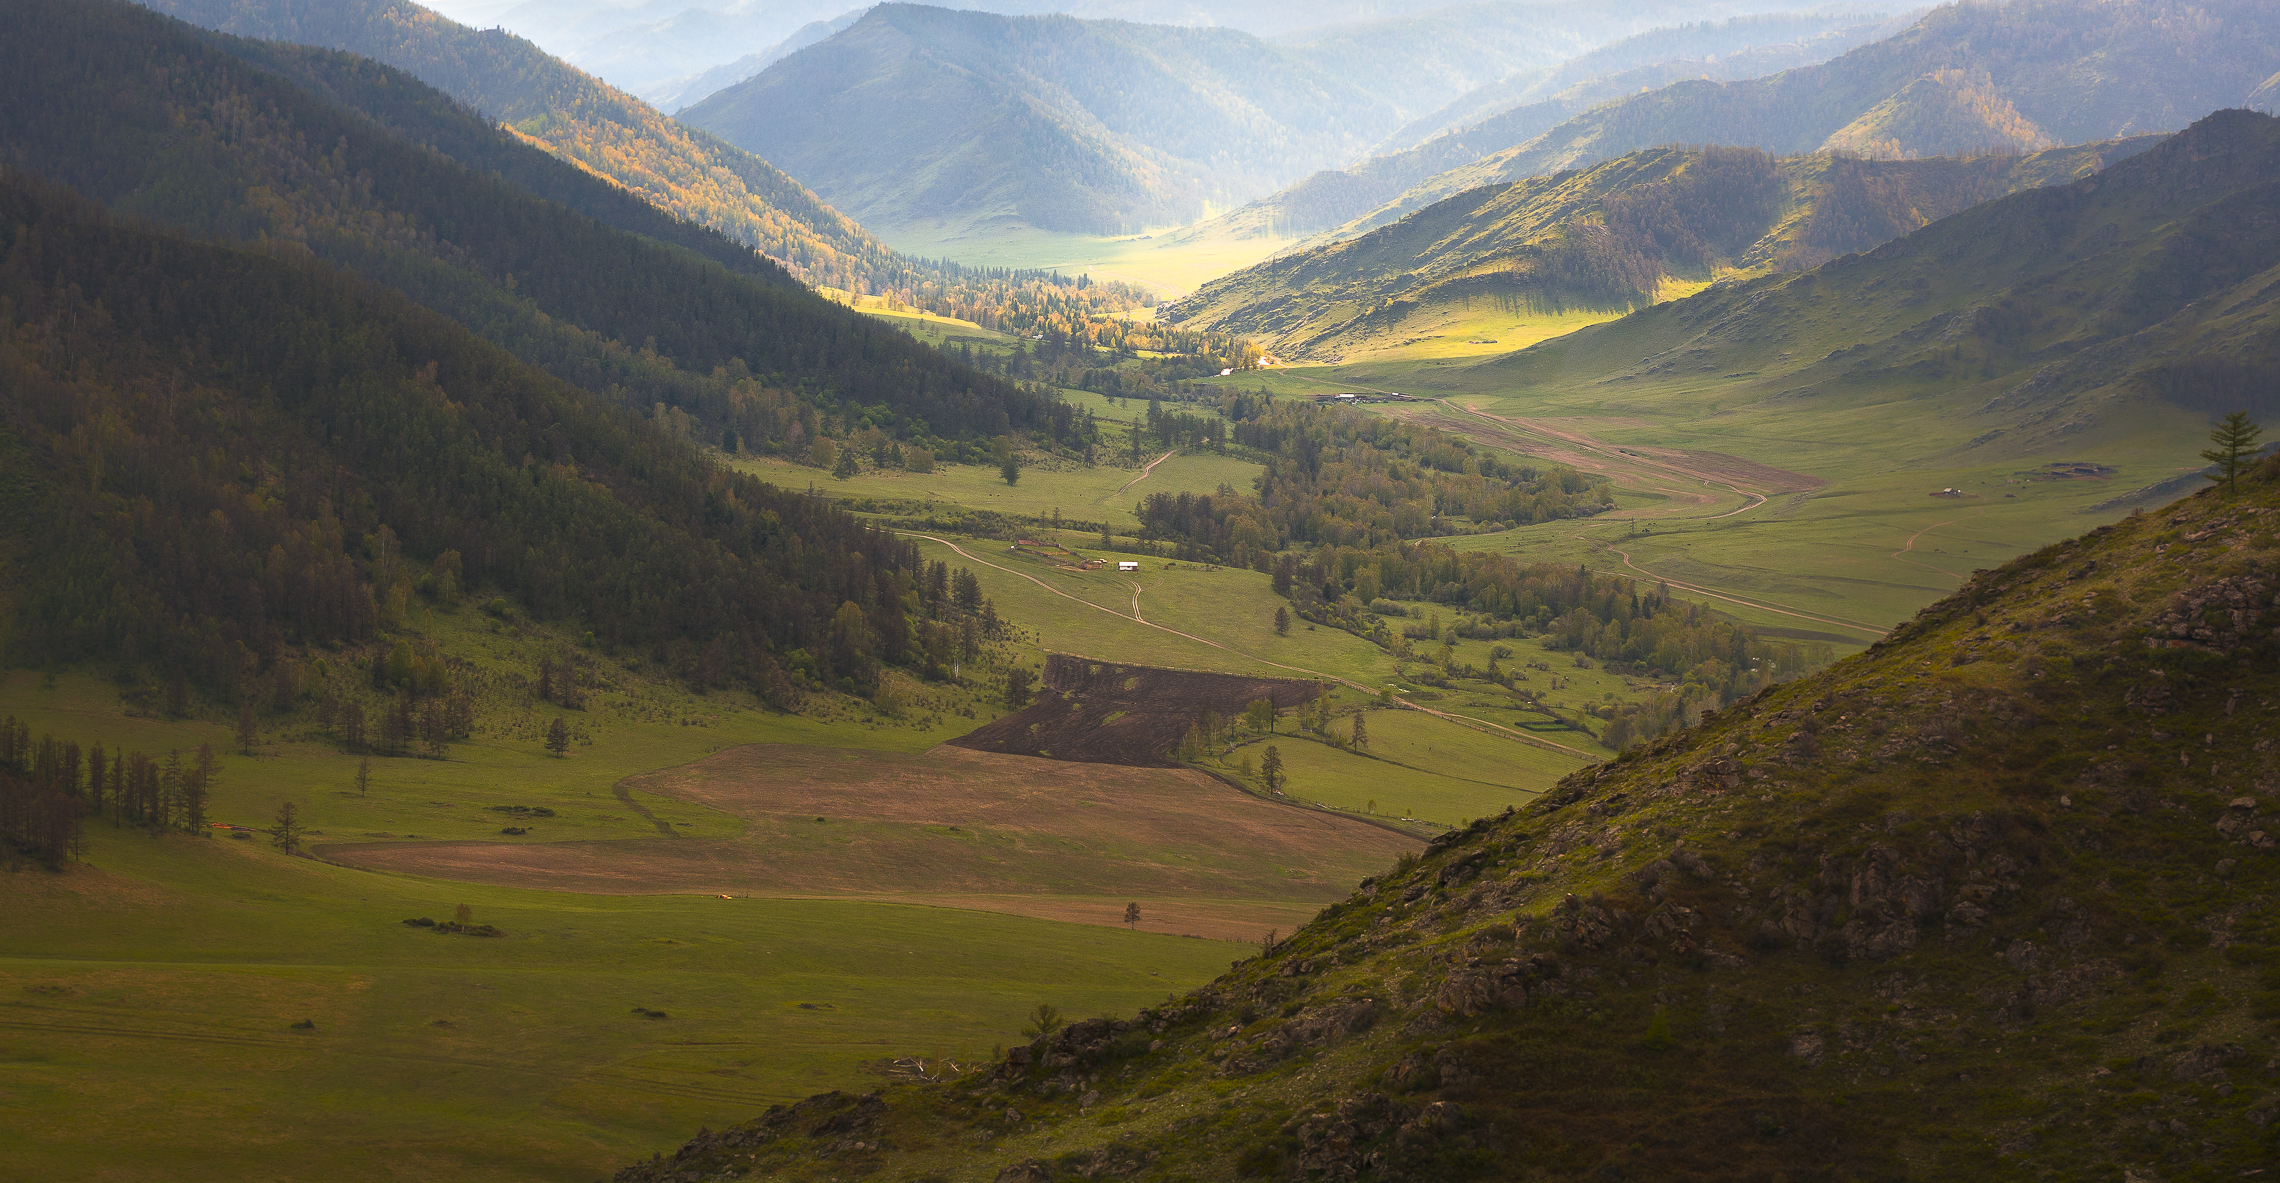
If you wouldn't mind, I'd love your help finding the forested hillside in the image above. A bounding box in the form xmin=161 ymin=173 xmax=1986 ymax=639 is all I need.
xmin=1486 ymin=109 xmax=2280 ymax=453
xmin=1332 ymin=0 xmax=2280 ymax=239
xmin=140 ymin=0 xmax=1191 ymax=349
xmin=4 ymin=0 xmax=1096 ymax=466
xmin=1171 ymin=137 xmax=2159 ymax=358
xmin=0 ymin=173 xmax=913 ymax=702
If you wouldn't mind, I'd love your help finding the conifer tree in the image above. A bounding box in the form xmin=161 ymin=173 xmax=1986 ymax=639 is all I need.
xmin=2202 ymin=411 xmax=2264 ymax=495
xmin=267 ymin=801 xmax=305 ymax=853
xmin=1260 ymin=746 xmax=1285 ymax=794
xmin=545 ymin=717 xmax=571 ymax=757
xmin=1352 ymin=712 xmax=1368 ymax=752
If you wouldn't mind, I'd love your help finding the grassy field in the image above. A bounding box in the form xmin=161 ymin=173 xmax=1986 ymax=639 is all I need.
xmin=321 ymin=742 xmax=1411 ymax=940
xmin=1207 ymin=698 xmax=1590 ymax=829
xmin=730 ymin=450 xmax=1264 ymax=528
xmin=0 ymin=825 xmax=1240 ymax=1183
xmin=877 ymin=219 xmax=1297 ymax=299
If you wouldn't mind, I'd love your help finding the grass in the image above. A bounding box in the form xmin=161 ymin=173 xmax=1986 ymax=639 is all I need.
xmin=876 ymin=219 xmax=1297 ymax=299
xmin=0 ymin=825 xmax=1241 ymax=1183
xmin=730 ymin=450 xmax=1264 ymax=528
xmin=1212 ymin=701 xmax=1588 ymax=828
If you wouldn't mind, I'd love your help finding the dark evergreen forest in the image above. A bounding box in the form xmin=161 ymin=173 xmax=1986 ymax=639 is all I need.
xmin=0 ymin=173 xmax=918 ymax=700
xmin=0 ymin=0 xmax=1076 ymax=455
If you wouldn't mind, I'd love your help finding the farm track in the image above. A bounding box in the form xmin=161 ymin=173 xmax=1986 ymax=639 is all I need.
xmin=615 ymin=780 xmax=679 ymax=838
xmin=1891 ymin=509 xmax=1986 ymax=582
xmin=902 ymin=532 xmax=1597 ymax=760
xmin=1112 ymin=449 xmax=1178 ymax=498
xmin=1432 ymin=401 xmax=1892 ymax=639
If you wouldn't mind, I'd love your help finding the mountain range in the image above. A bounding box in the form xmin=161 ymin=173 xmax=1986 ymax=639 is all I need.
xmin=1233 ymin=0 xmax=2280 ymax=245
xmin=679 ymin=1 xmax=1839 ymax=238
xmin=1171 ymin=136 xmax=2161 ymax=359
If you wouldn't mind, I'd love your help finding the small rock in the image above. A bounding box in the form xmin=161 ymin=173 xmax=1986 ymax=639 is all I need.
xmin=2216 ymin=859 xmax=2238 ymax=877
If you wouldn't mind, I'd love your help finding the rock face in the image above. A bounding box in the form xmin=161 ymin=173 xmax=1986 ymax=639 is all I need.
xmin=618 ymin=465 xmax=2280 ymax=1183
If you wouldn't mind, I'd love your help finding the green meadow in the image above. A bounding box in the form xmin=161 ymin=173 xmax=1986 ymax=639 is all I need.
xmin=0 ymin=824 xmax=1236 ymax=1183
xmin=730 ymin=450 xmax=1264 ymax=528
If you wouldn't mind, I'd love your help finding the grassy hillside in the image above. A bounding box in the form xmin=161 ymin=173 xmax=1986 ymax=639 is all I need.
xmin=619 ymin=433 xmax=2280 ymax=1183
xmin=1172 ymin=138 xmax=2157 ymax=362
xmin=1342 ymin=0 xmax=2280 ymax=239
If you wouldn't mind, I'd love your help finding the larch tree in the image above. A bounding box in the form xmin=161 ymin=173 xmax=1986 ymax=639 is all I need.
xmin=2202 ymin=411 xmax=2264 ymax=495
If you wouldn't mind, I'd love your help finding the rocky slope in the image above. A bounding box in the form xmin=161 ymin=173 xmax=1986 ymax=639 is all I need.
xmin=614 ymin=458 xmax=2280 ymax=1178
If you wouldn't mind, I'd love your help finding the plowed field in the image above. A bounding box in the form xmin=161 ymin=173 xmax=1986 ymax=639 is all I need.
xmin=949 ymin=655 xmax=1325 ymax=766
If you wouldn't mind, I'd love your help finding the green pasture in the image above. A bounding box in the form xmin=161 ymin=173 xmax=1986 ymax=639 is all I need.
xmin=1209 ymin=701 xmax=1588 ymax=828
xmin=0 ymin=823 xmax=1239 ymax=1183
xmin=733 ymin=450 xmax=1263 ymax=528
xmin=1287 ymin=362 xmax=2209 ymax=632
xmin=877 ymin=219 xmax=1294 ymax=298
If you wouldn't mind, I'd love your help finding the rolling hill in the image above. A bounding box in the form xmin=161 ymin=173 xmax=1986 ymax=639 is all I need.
xmin=1331 ymin=0 xmax=2280 ymax=240
xmin=1170 ymin=137 xmax=2161 ymax=360
xmin=677 ymin=1 xmax=1813 ymax=238
xmin=1475 ymin=109 xmax=2280 ymax=457
xmin=615 ymin=417 xmax=2280 ymax=1179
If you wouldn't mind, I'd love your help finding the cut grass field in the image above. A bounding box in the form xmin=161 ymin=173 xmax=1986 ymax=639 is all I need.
xmin=324 ymin=743 xmax=1411 ymax=940
xmin=730 ymin=450 xmax=1264 ymax=527
xmin=0 ymin=827 xmax=1241 ymax=1183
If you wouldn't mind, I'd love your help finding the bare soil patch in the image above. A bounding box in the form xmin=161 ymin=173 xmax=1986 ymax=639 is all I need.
xmin=321 ymin=744 xmax=1411 ymax=941
xmin=948 ymin=655 xmax=1324 ymax=766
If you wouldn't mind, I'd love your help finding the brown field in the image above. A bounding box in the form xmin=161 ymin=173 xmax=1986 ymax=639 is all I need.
xmin=949 ymin=655 xmax=1324 ymax=766
xmin=322 ymin=744 xmax=1413 ymax=941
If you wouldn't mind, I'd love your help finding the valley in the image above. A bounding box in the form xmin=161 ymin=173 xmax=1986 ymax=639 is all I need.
xmin=4 ymin=0 xmax=2278 ymax=1180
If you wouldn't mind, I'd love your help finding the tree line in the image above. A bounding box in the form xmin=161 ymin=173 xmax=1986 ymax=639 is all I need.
xmin=1133 ymin=396 xmax=1613 ymax=566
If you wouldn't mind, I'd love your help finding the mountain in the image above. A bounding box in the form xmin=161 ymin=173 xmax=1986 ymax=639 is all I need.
xmin=678 ymin=4 xmax=1407 ymax=237
xmin=1336 ymin=0 xmax=2280 ymax=240
xmin=1479 ymin=110 xmax=2280 ymax=453
xmin=0 ymin=167 xmax=914 ymax=704
xmin=141 ymin=0 xmax=1189 ymax=346
xmin=677 ymin=1 xmax=1802 ymax=238
xmin=1204 ymin=11 xmax=1910 ymax=242
xmin=1169 ymin=137 xmax=2160 ymax=360
xmin=1374 ymin=11 xmax=1909 ymax=158
xmin=646 ymin=7 xmax=868 ymax=113
xmin=613 ymin=394 xmax=2280 ymax=1178
xmin=428 ymin=0 xmax=1812 ymax=95
xmin=9 ymin=0 xmax=1079 ymax=467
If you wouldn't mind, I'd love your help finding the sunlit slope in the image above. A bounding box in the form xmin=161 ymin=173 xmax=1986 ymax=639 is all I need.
xmin=1468 ymin=109 xmax=2280 ymax=460
xmin=143 ymin=0 xmax=913 ymax=294
xmin=1171 ymin=138 xmax=2152 ymax=362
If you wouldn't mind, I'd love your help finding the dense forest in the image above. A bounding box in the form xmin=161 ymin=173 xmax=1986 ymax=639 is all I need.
xmin=144 ymin=0 xmax=1235 ymax=357
xmin=0 ymin=0 xmax=1083 ymax=462
xmin=1134 ymin=396 xmax=1612 ymax=566
xmin=0 ymin=173 xmax=925 ymax=704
